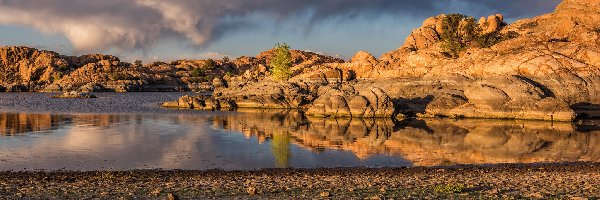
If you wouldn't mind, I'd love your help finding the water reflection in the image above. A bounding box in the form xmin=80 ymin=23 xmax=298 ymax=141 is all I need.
xmin=0 ymin=112 xmax=409 ymax=170
xmin=0 ymin=110 xmax=599 ymax=170
xmin=0 ymin=113 xmax=70 ymax=135
xmin=216 ymin=109 xmax=600 ymax=166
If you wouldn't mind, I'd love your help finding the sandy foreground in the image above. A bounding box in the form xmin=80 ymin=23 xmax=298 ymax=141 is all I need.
xmin=0 ymin=163 xmax=598 ymax=199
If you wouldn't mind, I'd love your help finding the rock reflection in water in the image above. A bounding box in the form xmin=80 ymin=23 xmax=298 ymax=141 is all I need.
xmin=215 ymin=109 xmax=600 ymax=166
xmin=0 ymin=112 xmax=410 ymax=170
xmin=1 ymin=110 xmax=599 ymax=170
xmin=0 ymin=113 xmax=70 ymax=135
xmin=0 ymin=113 xmax=144 ymax=135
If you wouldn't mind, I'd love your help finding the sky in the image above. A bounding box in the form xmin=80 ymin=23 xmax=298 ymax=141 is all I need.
xmin=0 ymin=0 xmax=561 ymax=62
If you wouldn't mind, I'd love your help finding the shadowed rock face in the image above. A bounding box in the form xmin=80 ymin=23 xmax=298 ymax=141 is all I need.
xmin=213 ymin=110 xmax=600 ymax=166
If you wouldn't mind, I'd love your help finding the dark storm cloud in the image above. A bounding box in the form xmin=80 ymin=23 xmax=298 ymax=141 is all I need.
xmin=0 ymin=0 xmax=562 ymax=52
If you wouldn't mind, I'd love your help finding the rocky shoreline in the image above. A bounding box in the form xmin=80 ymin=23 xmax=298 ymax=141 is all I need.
xmin=0 ymin=162 xmax=598 ymax=199
xmin=162 ymin=0 xmax=600 ymax=122
xmin=4 ymin=0 xmax=600 ymax=122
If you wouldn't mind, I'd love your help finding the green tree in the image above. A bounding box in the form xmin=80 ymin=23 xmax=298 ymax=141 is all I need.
xmin=204 ymin=59 xmax=216 ymax=70
xmin=270 ymin=43 xmax=293 ymax=81
xmin=440 ymin=14 xmax=470 ymax=58
xmin=440 ymin=13 xmax=508 ymax=57
xmin=222 ymin=56 xmax=230 ymax=63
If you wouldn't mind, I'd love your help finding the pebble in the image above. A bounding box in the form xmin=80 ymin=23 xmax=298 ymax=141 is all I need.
xmin=247 ymin=187 xmax=257 ymax=195
xmin=167 ymin=193 xmax=178 ymax=200
xmin=0 ymin=163 xmax=597 ymax=199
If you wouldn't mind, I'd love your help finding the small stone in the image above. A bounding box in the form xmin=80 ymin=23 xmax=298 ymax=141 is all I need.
xmin=320 ymin=191 xmax=331 ymax=197
xmin=528 ymin=193 xmax=543 ymax=198
xmin=247 ymin=187 xmax=257 ymax=195
xmin=151 ymin=188 xmax=161 ymax=196
xmin=570 ymin=197 xmax=588 ymax=200
xmin=167 ymin=193 xmax=178 ymax=200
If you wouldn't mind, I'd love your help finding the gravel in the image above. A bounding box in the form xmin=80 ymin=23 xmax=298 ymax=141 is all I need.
xmin=0 ymin=162 xmax=598 ymax=199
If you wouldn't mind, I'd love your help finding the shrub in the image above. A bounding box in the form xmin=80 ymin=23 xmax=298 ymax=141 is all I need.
xmin=433 ymin=184 xmax=465 ymax=194
xmin=110 ymin=73 xmax=121 ymax=81
xmin=222 ymin=56 xmax=230 ymax=63
xmin=204 ymin=59 xmax=216 ymax=70
xmin=134 ymin=60 xmax=143 ymax=67
xmin=57 ymin=63 xmax=70 ymax=71
xmin=441 ymin=14 xmax=476 ymax=57
xmin=270 ymin=43 xmax=293 ymax=81
xmin=440 ymin=13 xmax=508 ymax=57
xmin=477 ymin=30 xmax=504 ymax=48
xmin=52 ymin=74 xmax=62 ymax=82
xmin=191 ymin=67 xmax=206 ymax=77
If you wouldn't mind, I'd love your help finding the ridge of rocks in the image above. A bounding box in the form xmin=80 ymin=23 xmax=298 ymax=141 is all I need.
xmin=3 ymin=1 xmax=600 ymax=122
xmin=0 ymin=46 xmax=342 ymax=93
xmin=165 ymin=0 xmax=600 ymax=121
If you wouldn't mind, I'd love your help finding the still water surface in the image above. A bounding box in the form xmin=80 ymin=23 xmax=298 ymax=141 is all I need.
xmin=0 ymin=93 xmax=598 ymax=170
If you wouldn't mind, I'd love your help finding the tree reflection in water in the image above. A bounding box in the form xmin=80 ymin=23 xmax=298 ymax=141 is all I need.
xmin=272 ymin=131 xmax=291 ymax=168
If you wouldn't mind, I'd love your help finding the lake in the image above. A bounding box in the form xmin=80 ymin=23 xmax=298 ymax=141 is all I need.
xmin=0 ymin=93 xmax=598 ymax=170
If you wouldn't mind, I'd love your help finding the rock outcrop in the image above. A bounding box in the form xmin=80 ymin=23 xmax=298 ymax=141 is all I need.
xmin=162 ymin=95 xmax=236 ymax=111
xmin=306 ymin=86 xmax=398 ymax=118
xmin=166 ymin=0 xmax=600 ymax=121
xmin=0 ymin=46 xmax=342 ymax=93
xmin=401 ymin=14 xmax=506 ymax=51
xmin=53 ymin=91 xmax=97 ymax=99
xmin=3 ymin=1 xmax=599 ymax=121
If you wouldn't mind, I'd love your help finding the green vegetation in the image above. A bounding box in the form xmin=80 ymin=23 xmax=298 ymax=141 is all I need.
xmin=57 ymin=63 xmax=70 ymax=71
xmin=433 ymin=183 xmax=465 ymax=194
xmin=134 ymin=60 xmax=143 ymax=67
xmin=0 ymin=66 xmax=22 ymax=83
xmin=440 ymin=13 xmax=512 ymax=58
xmin=110 ymin=73 xmax=123 ymax=81
xmin=52 ymin=74 xmax=62 ymax=82
xmin=191 ymin=67 xmax=206 ymax=77
xmin=440 ymin=14 xmax=474 ymax=57
xmin=222 ymin=56 xmax=230 ymax=63
xmin=204 ymin=59 xmax=216 ymax=70
xmin=270 ymin=43 xmax=293 ymax=81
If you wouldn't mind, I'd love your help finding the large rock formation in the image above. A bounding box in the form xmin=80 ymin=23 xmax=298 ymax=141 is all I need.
xmin=0 ymin=46 xmax=343 ymax=93
xmin=3 ymin=1 xmax=599 ymax=121
xmin=306 ymin=86 xmax=397 ymax=118
xmin=174 ymin=0 xmax=600 ymax=121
